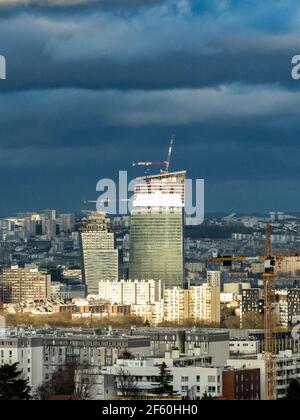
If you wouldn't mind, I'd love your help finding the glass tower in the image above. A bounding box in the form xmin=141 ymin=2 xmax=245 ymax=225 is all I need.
xmin=129 ymin=171 xmax=186 ymax=289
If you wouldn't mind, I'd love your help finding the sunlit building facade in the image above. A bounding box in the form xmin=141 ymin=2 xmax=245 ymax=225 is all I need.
xmin=129 ymin=171 xmax=186 ymax=289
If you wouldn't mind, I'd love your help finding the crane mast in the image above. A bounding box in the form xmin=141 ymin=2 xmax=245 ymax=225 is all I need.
xmin=132 ymin=137 xmax=174 ymax=174
xmin=264 ymin=224 xmax=277 ymax=401
xmin=209 ymin=224 xmax=278 ymax=400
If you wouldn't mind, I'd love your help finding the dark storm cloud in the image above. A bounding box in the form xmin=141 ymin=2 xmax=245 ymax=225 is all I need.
xmin=1 ymin=0 xmax=300 ymax=213
xmin=0 ymin=0 xmax=299 ymax=92
xmin=1 ymin=85 xmax=300 ymax=150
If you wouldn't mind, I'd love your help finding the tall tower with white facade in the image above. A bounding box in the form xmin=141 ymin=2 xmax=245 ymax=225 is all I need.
xmin=129 ymin=171 xmax=186 ymax=289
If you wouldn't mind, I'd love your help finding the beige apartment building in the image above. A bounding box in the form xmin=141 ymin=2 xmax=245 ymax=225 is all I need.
xmin=163 ymin=287 xmax=190 ymax=324
xmin=277 ymin=256 xmax=300 ymax=276
xmin=188 ymin=285 xmax=220 ymax=324
xmin=0 ymin=266 xmax=51 ymax=304
xmin=79 ymin=212 xmax=118 ymax=295
xmin=164 ymin=284 xmax=221 ymax=325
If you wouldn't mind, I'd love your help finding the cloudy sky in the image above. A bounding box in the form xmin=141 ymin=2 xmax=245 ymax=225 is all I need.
xmin=0 ymin=0 xmax=300 ymax=215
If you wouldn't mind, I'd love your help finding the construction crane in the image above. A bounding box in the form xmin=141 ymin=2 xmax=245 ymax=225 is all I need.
xmin=132 ymin=137 xmax=174 ymax=174
xmin=263 ymin=224 xmax=277 ymax=401
xmin=84 ymin=199 xmax=129 ymax=205
xmin=209 ymin=224 xmax=277 ymax=400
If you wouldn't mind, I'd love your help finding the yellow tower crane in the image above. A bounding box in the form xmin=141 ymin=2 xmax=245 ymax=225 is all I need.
xmin=209 ymin=224 xmax=277 ymax=400
xmin=263 ymin=224 xmax=277 ymax=401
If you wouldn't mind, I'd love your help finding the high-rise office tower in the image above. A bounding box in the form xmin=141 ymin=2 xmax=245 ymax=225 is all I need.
xmin=129 ymin=171 xmax=186 ymax=289
xmin=79 ymin=212 xmax=118 ymax=295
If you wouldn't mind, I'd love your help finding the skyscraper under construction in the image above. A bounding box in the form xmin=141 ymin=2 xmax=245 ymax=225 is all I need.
xmin=129 ymin=171 xmax=186 ymax=289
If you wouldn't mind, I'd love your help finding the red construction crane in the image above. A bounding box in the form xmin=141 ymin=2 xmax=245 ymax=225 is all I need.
xmin=132 ymin=137 xmax=174 ymax=174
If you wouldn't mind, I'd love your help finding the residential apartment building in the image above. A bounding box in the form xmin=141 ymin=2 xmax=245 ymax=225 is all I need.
xmin=163 ymin=284 xmax=221 ymax=325
xmin=102 ymin=351 xmax=223 ymax=399
xmin=98 ymin=279 xmax=161 ymax=305
xmin=189 ymin=284 xmax=220 ymax=324
xmin=276 ymin=289 xmax=300 ymax=327
xmin=222 ymin=368 xmax=260 ymax=400
xmin=0 ymin=328 xmax=151 ymax=391
xmin=163 ymin=287 xmax=189 ymax=324
xmin=0 ymin=336 xmax=44 ymax=391
xmin=228 ymin=350 xmax=300 ymax=400
xmin=132 ymin=328 xmax=229 ymax=366
xmin=241 ymin=288 xmax=264 ymax=327
xmin=0 ymin=266 xmax=51 ymax=304
xmin=207 ymin=271 xmax=221 ymax=287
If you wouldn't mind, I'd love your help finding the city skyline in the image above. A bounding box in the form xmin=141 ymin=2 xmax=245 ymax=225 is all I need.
xmin=1 ymin=1 xmax=300 ymax=214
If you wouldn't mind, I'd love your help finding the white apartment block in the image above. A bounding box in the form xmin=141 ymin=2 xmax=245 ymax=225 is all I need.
xmin=98 ymin=280 xmax=163 ymax=325
xmin=98 ymin=279 xmax=161 ymax=306
xmin=0 ymin=336 xmax=44 ymax=392
xmin=102 ymin=352 xmax=223 ymax=399
xmin=276 ymin=289 xmax=300 ymax=327
xmin=229 ymin=340 xmax=260 ymax=356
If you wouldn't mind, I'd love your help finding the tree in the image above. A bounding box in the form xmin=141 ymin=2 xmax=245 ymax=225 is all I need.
xmin=34 ymin=364 xmax=94 ymax=400
xmin=152 ymin=362 xmax=176 ymax=397
xmin=117 ymin=368 xmax=141 ymax=398
xmin=0 ymin=363 xmax=31 ymax=400
xmin=242 ymin=312 xmax=264 ymax=329
xmin=286 ymin=379 xmax=300 ymax=400
xmin=201 ymin=391 xmax=213 ymax=400
xmin=74 ymin=366 xmax=96 ymax=400
xmin=222 ymin=315 xmax=240 ymax=329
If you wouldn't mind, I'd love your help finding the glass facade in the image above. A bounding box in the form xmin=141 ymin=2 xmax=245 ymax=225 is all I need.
xmin=129 ymin=210 xmax=184 ymax=289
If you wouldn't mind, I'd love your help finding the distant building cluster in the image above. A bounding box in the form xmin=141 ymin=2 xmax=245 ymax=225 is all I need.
xmin=2 ymin=169 xmax=300 ymax=400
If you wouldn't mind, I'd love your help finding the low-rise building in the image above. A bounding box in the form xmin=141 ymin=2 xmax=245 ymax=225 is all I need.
xmin=229 ymin=339 xmax=260 ymax=356
xmin=228 ymin=350 xmax=300 ymax=400
xmin=101 ymin=351 xmax=223 ymax=399
xmin=0 ymin=327 xmax=151 ymax=392
xmin=222 ymin=368 xmax=260 ymax=400
xmin=132 ymin=328 xmax=229 ymax=366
